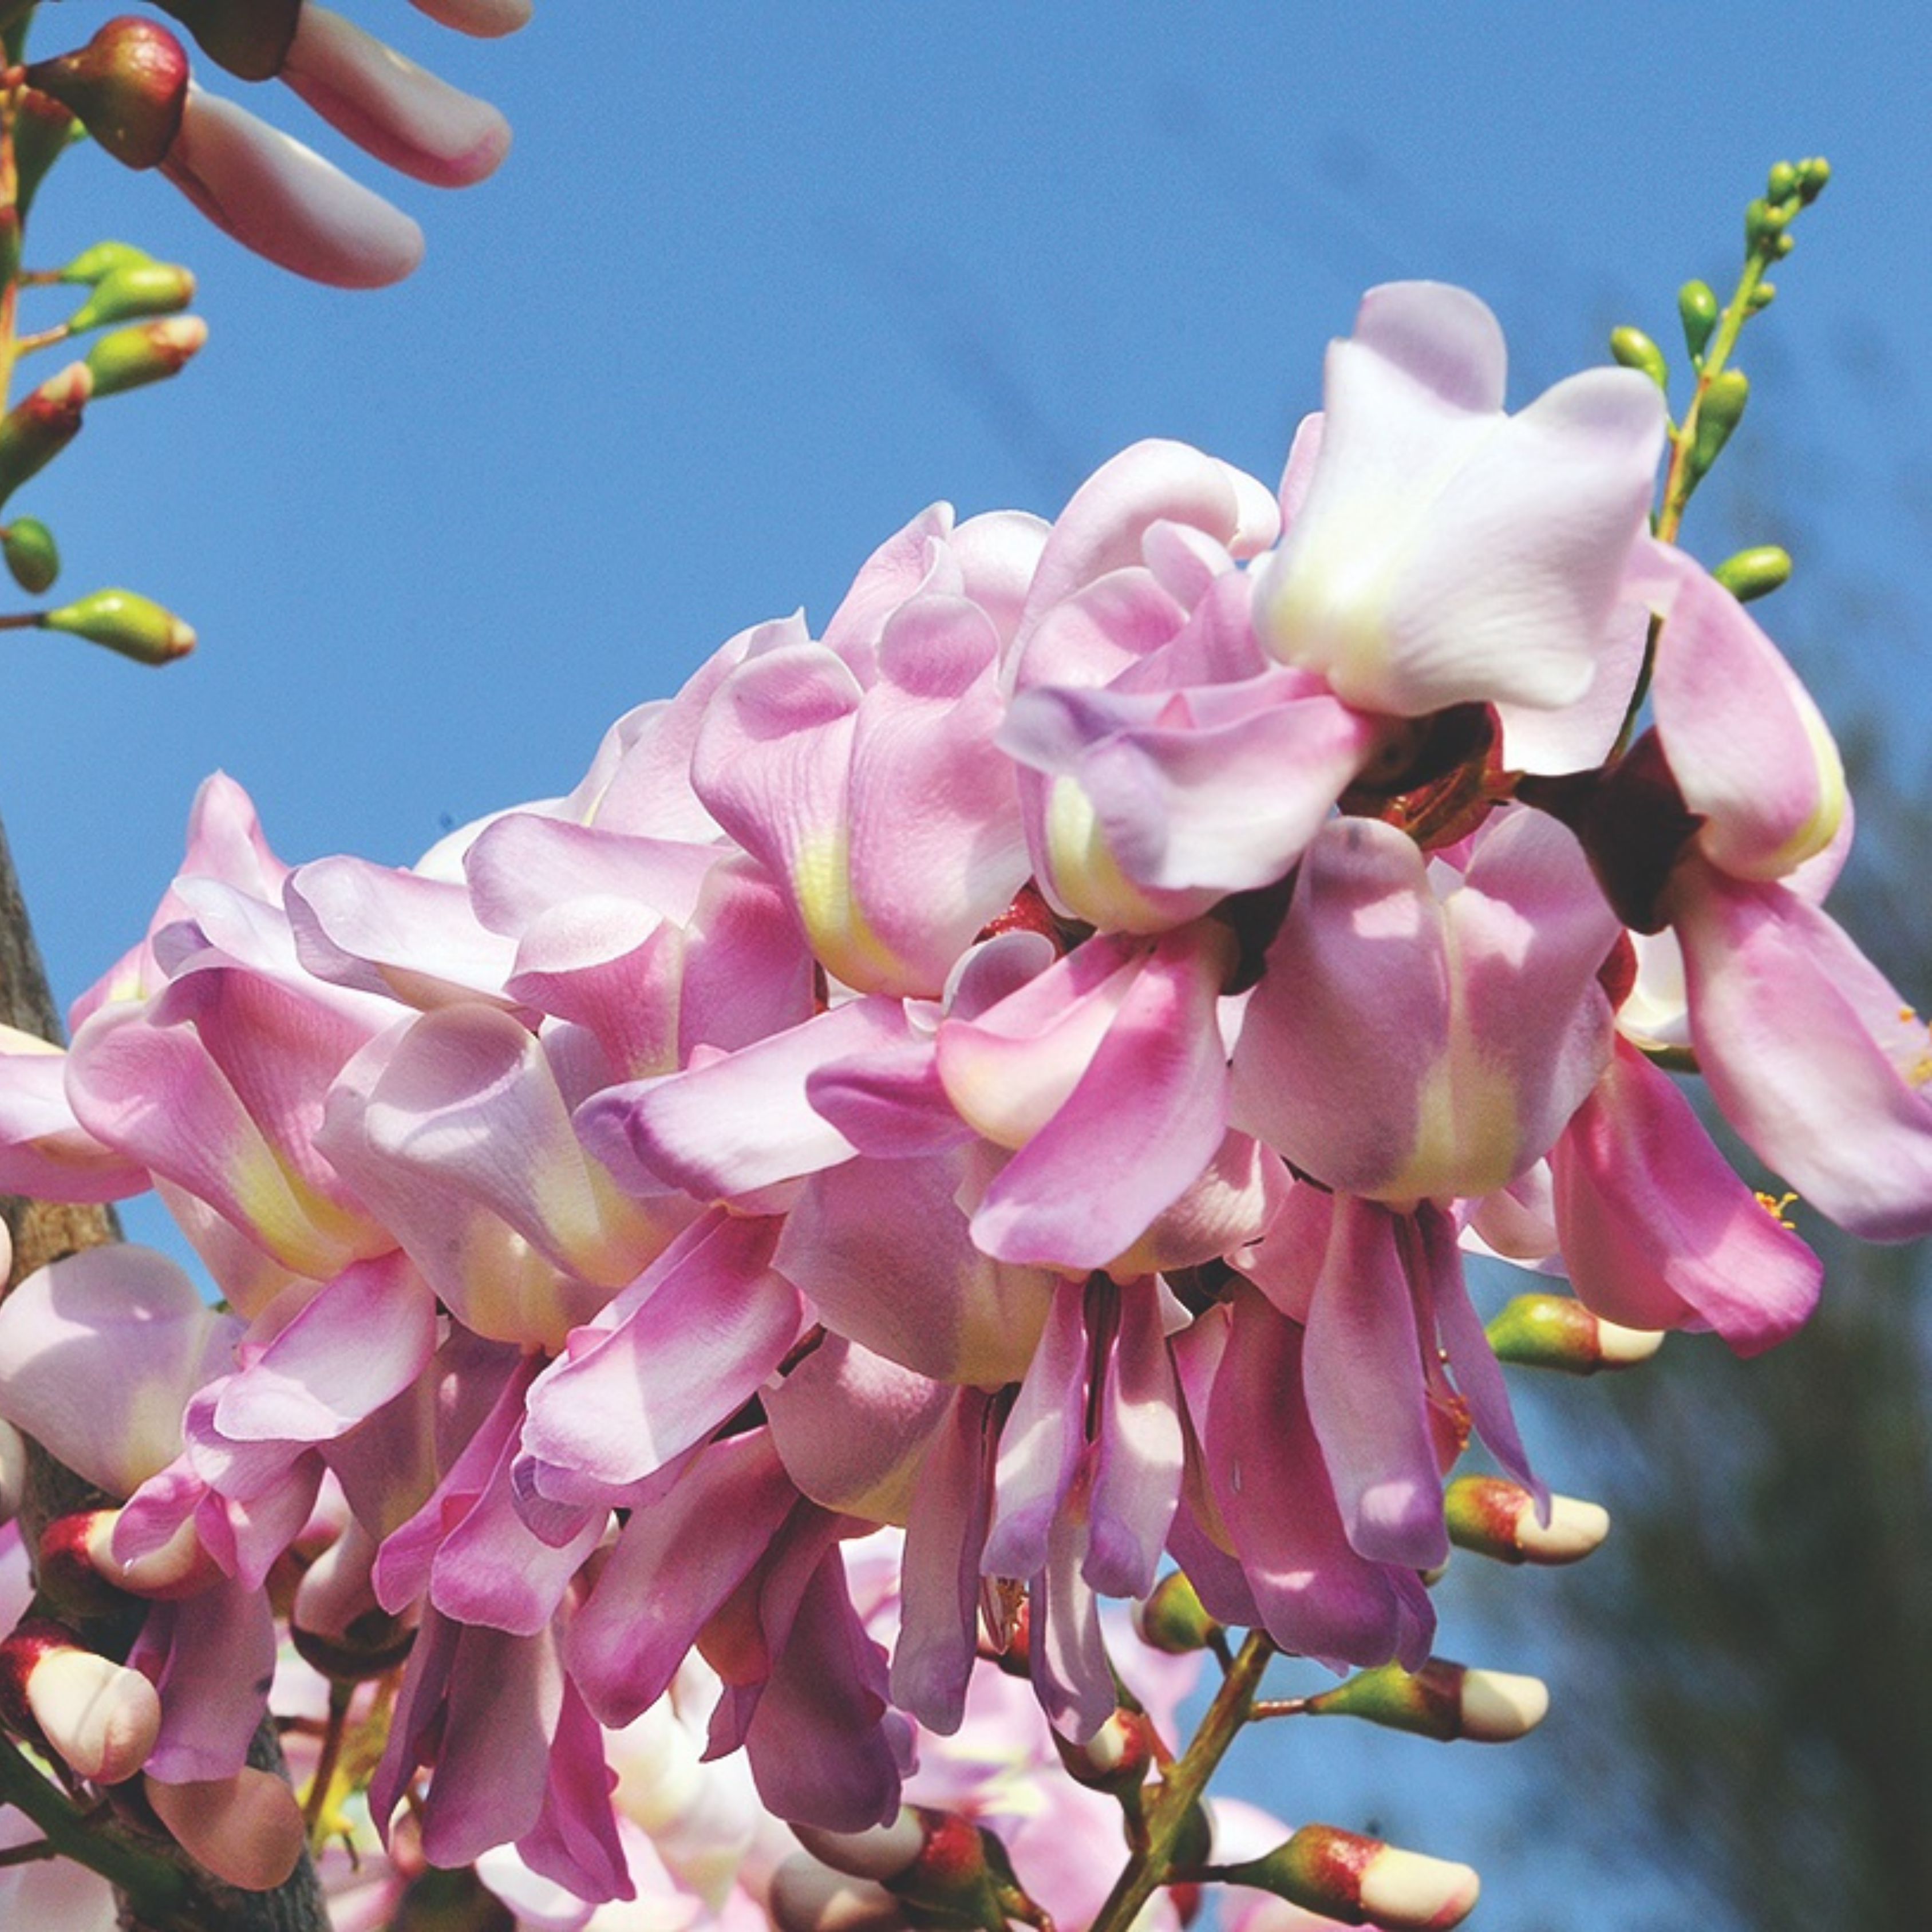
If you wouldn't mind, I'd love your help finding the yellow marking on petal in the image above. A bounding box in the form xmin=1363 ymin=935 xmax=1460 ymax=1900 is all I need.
xmin=1044 ymin=776 xmax=1171 ymax=934
xmin=1755 ymin=1190 xmax=1799 ymax=1230
xmin=1758 ymin=698 xmax=1846 ymax=876
xmin=792 ymin=828 xmax=905 ymax=993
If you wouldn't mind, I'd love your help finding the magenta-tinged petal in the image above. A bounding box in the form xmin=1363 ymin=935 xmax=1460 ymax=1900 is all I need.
xmin=515 ymin=1677 xmax=631 ymax=1906
xmin=776 ymin=1152 xmax=1052 ymax=1386
xmin=1635 ymin=542 xmax=1846 ymax=881
xmin=963 ymin=927 xmax=1232 ymax=1268
xmin=1552 ymin=1037 xmax=1822 ymax=1352
xmin=0 ymin=1247 xmax=239 ymax=1498
xmin=581 ymin=998 xmax=904 ymax=1201
xmin=1010 ymin=568 xmax=1190 ymax=695
xmin=132 ymin=1577 xmax=278 ymax=1782
xmin=1673 ymin=859 xmax=1932 ymax=1242
xmin=1085 ymin=1283 xmax=1183 ymax=1598
xmin=161 ymin=86 xmax=424 ymax=288
xmin=742 ymin=1550 xmax=902 ymax=1830
xmin=0 ymin=1041 xmax=148 ymax=1202
xmin=521 ymin=1212 xmax=802 ymax=1494
xmin=804 ymin=1034 xmax=973 ymax=1158
xmin=1302 ymin=1199 xmax=1447 ymax=1572
xmin=214 ymin=1252 xmax=434 ymax=1444
xmin=568 ymin=1434 xmax=797 ymax=1725
xmin=1030 ymin=1500 xmax=1117 ymax=1742
xmin=982 ymin=1287 xmax=1088 ymax=1582
xmin=283 ymin=6 xmax=511 ymax=187
xmin=820 ymin=503 xmax=955 ymax=662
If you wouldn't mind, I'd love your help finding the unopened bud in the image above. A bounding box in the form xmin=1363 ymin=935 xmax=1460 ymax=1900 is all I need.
xmin=1305 ymin=1658 xmax=1548 ymax=1743
xmin=1795 ymin=156 xmax=1830 ymax=204
xmin=1 ymin=517 xmax=59 ymax=593
xmin=149 ymin=0 xmax=303 ymax=82
xmin=1485 ymin=1292 xmax=1662 ymax=1374
xmin=1767 ymin=159 xmax=1799 ymax=204
xmin=1677 ymin=279 xmax=1720 ymax=359
xmin=1692 ymin=368 xmax=1749 ymax=476
xmin=1053 ymin=1704 xmax=1157 ymax=1795
xmin=1747 ymin=281 xmax=1777 ymax=312
xmin=1712 ymin=544 xmax=1791 ymax=603
xmin=1136 ymin=1569 xmax=1222 ymax=1654
xmin=0 ymin=363 xmax=92 ymax=505
xmin=1223 ymin=1825 xmax=1480 ymax=1929
xmin=39 ymin=588 xmax=195 ymax=664
xmin=85 ymin=315 xmax=208 ymax=397
xmin=796 ymin=1808 xmax=1039 ymax=1932
xmin=1607 ymin=326 xmax=1668 ymax=391
xmin=0 ymin=1418 xmax=23 ymax=1524
xmin=145 ymin=1766 xmax=306 ymax=1891
xmin=0 ymin=1619 xmax=161 ymax=1783
xmin=292 ymin=1523 xmax=416 ymax=1680
xmin=1445 ymin=1475 xmax=1610 ymax=1566
xmin=65 ymin=260 xmax=196 ymax=335
xmin=25 ymin=18 xmax=189 ymax=170
xmin=769 ymin=1856 xmax=903 ymax=1932
xmin=57 ymin=239 xmax=156 ymax=285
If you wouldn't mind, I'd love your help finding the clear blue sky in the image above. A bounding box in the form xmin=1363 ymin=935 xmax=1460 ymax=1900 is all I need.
xmin=3 ymin=6 xmax=1927 ymax=1925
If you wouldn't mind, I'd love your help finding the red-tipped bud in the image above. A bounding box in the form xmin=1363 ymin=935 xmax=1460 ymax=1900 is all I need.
xmin=145 ymin=1766 xmax=306 ymax=1890
xmin=85 ymin=316 xmax=208 ymax=397
xmin=1445 ymin=1476 xmax=1610 ymax=1566
xmin=1 ymin=517 xmax=60 ymax=594
xmin=1136 ymin=1568 xmax=1222 ymax=1654
xmin=1053 ymin=1704 xmax=1158 ymax=1795
xmin=1305 ymin=1658 xmax=1549 ymax=1743
xmin=37 ymin=1511 xmax=136 ymax=1617
xmin=769 ymin=1855 xmax=904 ymax=1932
xmin=25 ymin=18 xmax=189 ymax=171
xmin=1485 ymin=1292 xmax=1663 ymax=1374
xmin=0 ymin=364 xmax=92 ymax=507
xmin=148 ymin=0 xmax=302 ymax=82
xmin=1223 ymin=1824 xmax=1480 ymax=1929
xmin=795 ymin=1808 xmax=1041 ymax=1932
xmin=0 ymin=1619 xmax=161 ymax=1783
xmin=39 ymin=587 xmax=196 ymax=664
xmin=65 ymin=260 xmax=196 ymax=335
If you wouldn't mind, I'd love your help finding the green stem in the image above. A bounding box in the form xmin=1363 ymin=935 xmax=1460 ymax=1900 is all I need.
xmin=0 ymin=1735 xmax=189 ymax=1914
xmin=1656 ymin=250 xmax=1770 ymax=544
xmin=1088 ymin=1629 xmax=1276 ymax=1932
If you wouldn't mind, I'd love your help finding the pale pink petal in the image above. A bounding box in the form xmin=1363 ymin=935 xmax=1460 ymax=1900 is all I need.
xmin=410 ymin=0 xmax=531 ymax=34
xmin=1085 ymin=1283 xmax=1183 ymax=1597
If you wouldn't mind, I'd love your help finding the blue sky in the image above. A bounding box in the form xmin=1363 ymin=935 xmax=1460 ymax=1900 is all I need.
xmin=2 ymin=5 xmax=1927 ymax=1924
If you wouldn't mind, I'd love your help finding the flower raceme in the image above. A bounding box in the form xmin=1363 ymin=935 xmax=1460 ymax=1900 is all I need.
xmin=0 ymin=279 xmax=1913 ymax=1915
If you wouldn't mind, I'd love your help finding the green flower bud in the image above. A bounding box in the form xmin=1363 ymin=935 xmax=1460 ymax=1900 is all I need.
xmin=85 ymin=317 xmax=208 ymax=397
xmin=1767 ymin=160 xmax=1799 ymax=204
xmin=1609 ymin=326 xmax=1668 ymax=390
xmin=39 ymin=588 xmax=195 ymax=665
xmin=64 ymin=261 xmax=195 ymax=335
xmin=1485 ymin=1291 xmax=1663 ymax=1373
xmin=1747 ymin=280 xmax=1777 ymax=312
xmin=1305 ymin=1657 xmax=1549 ymax=1743
xmin=1 ymin=518 xmax=60 ymax=594
xmin=25 ymin=17 xmax=189 ymax=171
xmin=1677 ymin=280 xmax=1720 ymax=359
xmin=1136 ymin=1570 xmax=1222 ymax=1654
xmin=57 ymin=240 xmax=156 ymax=285
xmin=148 ymin=0 xmax=302 ymax=83
xmin=1691 ymin=368 xmax=1750 ymax=477
xmin=1445 ymin=1475 xmax=1611 ymax=1566
xmin=0 ymin=364 xmax=92 ymax=508
xmin=1796 ymin=155 xmax=1830 ymax=203
xmin=1712 ymin=544 xmax=1792 ymax=603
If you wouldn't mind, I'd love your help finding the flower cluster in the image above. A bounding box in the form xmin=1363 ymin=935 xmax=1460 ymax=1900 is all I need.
xmin=0 ymin=276 xmax=1919 ymax=1922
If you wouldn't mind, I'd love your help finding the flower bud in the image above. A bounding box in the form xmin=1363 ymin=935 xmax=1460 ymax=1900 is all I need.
xmin=795 ymin=1808 xmax=1040 ymax=1932
xmin=0 ymin=1618 xmax=161 ymax=1783
xmin=14 ymin=91 xmax=80 ymax=218
xmin=1607 ymin=326 xmax=1668 ymax=391
xmin=0 ymin=363 xmax=92 ymax=507
xmin=149 ymin=0 xmax=302 ymax=82
xmin=769 ymin=1855 xmax=904 ymax=1932
xmin=35 ymin=1511 xmax=136 ymax=1618
xmin=24 ymin=18 xmax=189 ymax=171
xmin=1766 ymin=160 xmax=1799 ymax=205
xmin=1223 ymin=1825 xmax=1480 ymax=1929
xmin=64 ymin=261 xmax=196 ymax=335
xmin=1053 ymin=1704 xmax=1157 ymax=1795
xmin=1136 ymin=1569 xmax=1222 ymax=1654
xmin=1677 ymin=280 xmax=1719 ymax=359
xmin=0 ymin=1418 xmax=24 ymax=1524
xmin=84 ymin=316 xmax=208 ymax=397
xmin=144 ymin=1767 xmax=307 ymax=1891
xmin=39 ymin=588 xmax=196 ymax=664
xmin=53 ymin=1505 xmax=220 ymax=1601
xmin=1 ymin=517 xmax=58 ymax=594
xmin=1445 ymin=1475 xmax=1610 ymax=1566
xmin=1795 ymin=156 xmax=1830 ymax=203
xmin=292 ymin=1523 xmax=417 ymax=1680
xmin=1304 ymin=1658 xmax=1548 ymax=1743
xmin=1711 ymin=543 xmax=1791 ymax=604
xmin=1691 ymin=368 xmax=1749 ymax=476
xmin=1485 ymin=1292 xmax=1662 ymax=1374
xmin=57 ymin=240 xmax=156 ymax=285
